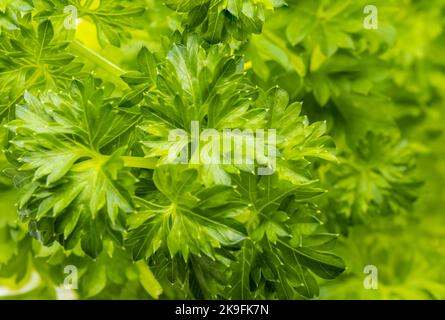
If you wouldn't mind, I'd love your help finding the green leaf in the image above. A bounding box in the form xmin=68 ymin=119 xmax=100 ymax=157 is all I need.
xmin=81 ymin=219 xmax=103 ymax=259
xmin=136 ymin=260 xmax=163 ymax=299
xmin=286 ymin=14 xmax=316 ymax=46
xmin=7 ymin=78 xmax=139 ymax=254
xmin=127 ymin=165 xmax=246 ymax=261
xmin=164 ymin=0 xmax=282 ymax=43
xmin=228 ymin=240 xmax=255 ymax=299
xmin=37 ymin=20 xmax=53 ymax=47
xmin=80 ymin=257 xmax=107 ymax=297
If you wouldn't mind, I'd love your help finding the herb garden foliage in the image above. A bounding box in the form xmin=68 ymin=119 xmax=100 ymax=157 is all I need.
xmin=0 ymin=0 xmax=444 ymax=299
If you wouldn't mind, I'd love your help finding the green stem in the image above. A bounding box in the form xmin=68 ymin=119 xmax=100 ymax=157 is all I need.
xmin=70 ymin=39 xmax=128 ymax=90
xmin=122 ymin=156 xmax=158 ymax=169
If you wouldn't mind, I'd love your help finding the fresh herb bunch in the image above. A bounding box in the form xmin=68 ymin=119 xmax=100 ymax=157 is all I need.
xmin=0 ymin=0 xmax=444 ymax=300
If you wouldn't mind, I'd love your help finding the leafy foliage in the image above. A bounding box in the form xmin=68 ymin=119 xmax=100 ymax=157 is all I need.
xmin=37 ymin=0 xmax=147 ymax=47
xmin=164 ymin=0 xmax=285 ymax=43
xmin=0 ymin=15 xmax=81 ymax=121
xmin=0 ymin=0 xmax=444 ymax=300
xmin=6 ymin=78 xmax=140 ymax=257
xmin=320 ymin=132 xmax=422 ymax=230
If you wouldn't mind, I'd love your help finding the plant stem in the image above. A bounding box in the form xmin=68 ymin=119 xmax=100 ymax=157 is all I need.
xmin=70 ymin=39 xmax=128 ymax=90
xmin=122 ymin=156 xmax=157 ymax=169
